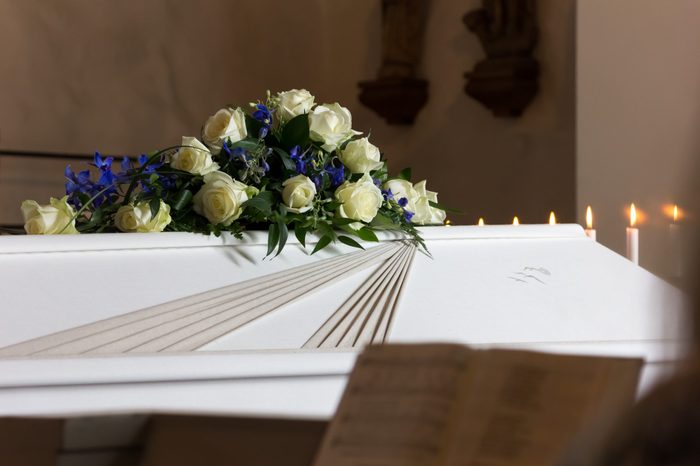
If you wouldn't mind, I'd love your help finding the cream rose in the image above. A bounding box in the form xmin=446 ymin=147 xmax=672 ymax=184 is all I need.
xmin=383 ymin=179 xmax=446 ymax=225
xmin=171 ymin=136 xmax=219 ymax=175
xmin=21 ymin=196 xmax=78 ymax=235
xmin=383 ymin=178 xmax=419 ymax=213
xmin=339 ymin=137 xmax=384 ymax=174
xmin=412 ymin=180 xmax=446 ymax=225
xmin=282 ymin=175 xmax=316 ymax=213
xmin=193 ymin=171 xmax=254 ymax=226
xmin=202 ymin=107 xmax=248 ymax=152
xmin=335 ymin=173 xmax=384 ymax=227
xmin=114 ymin=200 xmax=172 ymax=233
xmin=308 ymin=103 xmax=361 ymax=152
xmin=276 ymin=89 xmax=315 ymax=123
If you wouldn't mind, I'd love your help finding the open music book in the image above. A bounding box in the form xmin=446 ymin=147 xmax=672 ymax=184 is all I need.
xmin=314 ymin=344 xmax=642 ymax=466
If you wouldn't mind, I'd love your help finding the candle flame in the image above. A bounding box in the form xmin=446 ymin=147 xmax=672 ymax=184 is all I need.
xmin=445 ymin=219 xmax=452 ymax=227
xmin=586 ymin=206 xmax=593 ymax=229
xmin=663 ymin=203 xmax=681 ymax=222
xmin=477 ymin=217 xmax=484 ymax=226
xmin=630 ymin=203 xmax=637 ymax=227
xmin=513 ymin=216 xmax=520 ymax=226
xmin=549 ymin=211 xmax=556 ymax=225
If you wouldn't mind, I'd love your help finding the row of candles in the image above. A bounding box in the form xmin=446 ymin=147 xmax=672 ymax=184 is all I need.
xmin=457 ymin=203 xmax=683 ymax=268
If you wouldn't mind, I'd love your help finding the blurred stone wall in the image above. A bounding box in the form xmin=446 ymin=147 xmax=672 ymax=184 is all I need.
xmin=0 ymin=0 xmax=575 ymax=226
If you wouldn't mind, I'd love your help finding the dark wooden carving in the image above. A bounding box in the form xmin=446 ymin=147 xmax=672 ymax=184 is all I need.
xmin=359 ymin=0 xmax=429 ymax=125
xmin=464 ymin=0 xmax=539 ymax=117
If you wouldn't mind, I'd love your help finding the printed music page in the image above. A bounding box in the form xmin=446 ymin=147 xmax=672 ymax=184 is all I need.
xmin=313 ymin=344 xmax=642 ymax=466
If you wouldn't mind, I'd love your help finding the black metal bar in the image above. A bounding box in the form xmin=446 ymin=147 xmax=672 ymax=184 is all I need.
xmin=0 ymin=225 xmax=25 ymax=235
xmin=0 ymin=149 xmax=105 ymax=161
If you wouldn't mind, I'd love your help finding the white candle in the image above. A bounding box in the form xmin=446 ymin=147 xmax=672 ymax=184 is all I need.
xmin=584 ymin=205 xmax=596 ymax=241
xmin=669 ymin=205 xmax=682 ymax=278
xmin=626 ymin=203 xmax=639 ymax=265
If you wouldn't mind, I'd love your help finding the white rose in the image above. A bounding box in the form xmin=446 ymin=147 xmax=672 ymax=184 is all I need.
xmin=170 ymin=136 xmax=219 ymax=175
xmin=335 ymin=173 xmax=384 ymax=227
xmin=193 ymin=171 xmax=253 ymax=226
xmin=202 ymin=107 xmax=248 ymax=152
xmin=21 ymin=196 xmax=78 ymax=235
xmin=339 ymin=137 xmax=384 ymax=174
xmin=308 ymin=103 xmax=361 ymax=152
xmin=282 ymin=175 xmax=316 ymax=213
xmin=276 ymin=89 xmax=315 ymax=123
xmin=115 ymin=200 xmax=172 ymax=233
xmin=383 ymin=179 xmax=419 ymax=213
xmin=412 ymin=180 xmax=446 ymax=225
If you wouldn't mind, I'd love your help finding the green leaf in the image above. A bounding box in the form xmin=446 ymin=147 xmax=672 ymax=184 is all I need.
xmin=244 ymin=115 xmax=263 ymax=139
xmin=397 ymin=167 xmax=412 ymax=181
xmin=267 ymin=223 xmax=280 ymax=257
xmin=356 ymin=227 xmax=379 ymax=242
xmin=244 ymin=191 xmax=274 ymax=216
xmin=324 ymin=201 xmax=342 ymax=211
xmin=332 ymin=217 xmax=357 ymax=226
xmin=311 ymin=235 xmax=332 ymax=255
xmin=272 ymin=147 xmax=296 ymax=171
xmin=295 ymin=227 xmax=307 ymax=248
xmin=230 ymin=139 xmax=260 ymax=151
xmin=317 ymin=222 xmax=337 ymax=240
xmin=280 ymin=114 xmax=310 ymax=149
xmin=338 ymin=235 xmax=364 ymax=250
xmin=428 ymin=200 xmax=462 ymax=214
xmin=370 ymin=213 xmax=403 ymax=230
xmin=275 ymin=220 xmax=288 ymax=257
xmin=149 ymin=198 xmax=161 ymax=217
xmin=78 ymin=208 xmax=103 ymax=231
xmin=172 ymin=189 xmax=193 ymax=211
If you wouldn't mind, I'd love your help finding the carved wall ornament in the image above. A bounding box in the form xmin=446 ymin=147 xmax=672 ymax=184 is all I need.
xmin=464 ymin=0 xmax=539 ymax=117
xmin=359 ymin=0 xmax=429 ymax=125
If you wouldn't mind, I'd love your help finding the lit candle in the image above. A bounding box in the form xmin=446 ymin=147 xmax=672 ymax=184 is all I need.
xmin=584 ymin=206 xmax=596 ymax=241
xmin=626 ymin=203 xmax=639 ymax=265
xmin=669 ymin=204 xmax=681 ymax=278
xmin=513 ymin=216 xmax=520 ymax=225
xmin=549 ymin=211 xmax=556 ymax=225
xmin=477 ymin=217 xmax=485 ymax=226
xmin=445 ymin=219 xmax=452 ymax=227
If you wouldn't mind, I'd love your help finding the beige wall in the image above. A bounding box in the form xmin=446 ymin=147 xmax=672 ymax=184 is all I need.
xmin=0 ymin=0 xmax=575 ymax=226
xmin=577 ymin=0 xmax=700 ymax=278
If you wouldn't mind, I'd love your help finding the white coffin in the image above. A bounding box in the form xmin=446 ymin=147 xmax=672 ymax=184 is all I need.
xmin=0 ymin=225 xmax=689 ymax=418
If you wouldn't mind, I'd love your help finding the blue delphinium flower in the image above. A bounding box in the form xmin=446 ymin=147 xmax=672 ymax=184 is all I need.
xmin=398 ymin=197 xmax=408 ymax=208
xmin=252 ymin=103 xmax=272 ymax=139
xmin=326 ymin=164 xmax=345 ymax=187
xmin=91 ymin=152 xmax=114 ymax=172
xmin=290 ymin=145 xmax=306 ymax=175
xmin=115 ymin=157 xmax=133 ymax=183
xmin=404 ymin=210 xmax=414 ymax=222
xmin=222 ymin=140 xmax=232 ymax=157
xmin=136 ymin=154 xmax=166 ymax=193
xmin=65 ymin=165 xmax=94 ymax=208
xmin=381 ymin=188 xmax=393 ymax=201
xmin=232 ymin=147 xmax=248 ymax=162
xmin=138 ymin=154 xmax=163 ymax=174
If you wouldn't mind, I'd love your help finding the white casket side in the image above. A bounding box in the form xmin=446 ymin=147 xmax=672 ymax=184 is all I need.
xmin=0 ymin=225 xmax=690 ymax=418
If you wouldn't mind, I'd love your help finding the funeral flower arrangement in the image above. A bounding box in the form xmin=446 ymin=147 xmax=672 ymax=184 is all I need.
xmin=21 ymin=89 xmax=446 ymax=255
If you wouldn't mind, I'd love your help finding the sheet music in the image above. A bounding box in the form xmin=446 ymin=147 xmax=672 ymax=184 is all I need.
xmin=314 ymin=344 xmax=642 ymax=466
